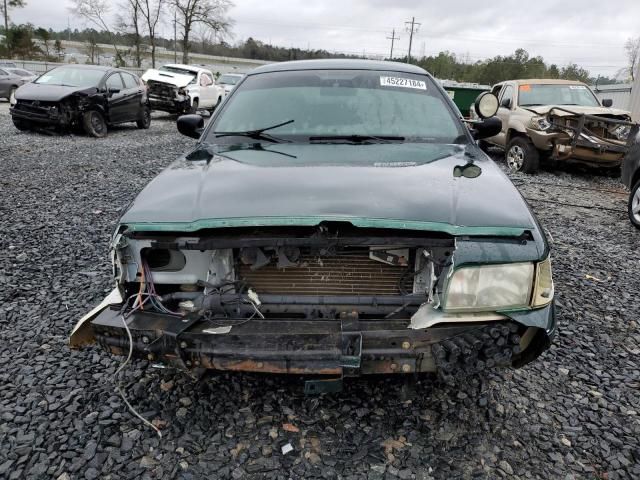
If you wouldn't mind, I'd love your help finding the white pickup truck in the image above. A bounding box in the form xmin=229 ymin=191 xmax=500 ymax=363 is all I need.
xmin=141 ymin=64 xmax=226 ymax=114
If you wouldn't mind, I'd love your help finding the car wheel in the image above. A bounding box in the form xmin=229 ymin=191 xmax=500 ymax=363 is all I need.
xmin=12 ymin=117 xmax=31 ymax=131
xmin=82 ymin=110 xmax=108 ymax=138
xmin=136 ymin=107 xmax=151 ymax=129
xmin=505 ymin=137 xmax=540 ymax=174
xmin=189 ymin=98 xmax=199 ymax=114
xmin=629 ymin=180 xmax=640 ymax=230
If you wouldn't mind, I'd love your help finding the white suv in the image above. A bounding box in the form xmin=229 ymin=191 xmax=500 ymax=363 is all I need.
xmin=142 ymin=64 xmax=226 ymax=114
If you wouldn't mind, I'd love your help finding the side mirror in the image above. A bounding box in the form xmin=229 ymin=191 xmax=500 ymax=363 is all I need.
xmin=602 ymin=98 xmax=613 ymax=108
xmin=474 ymin=92 xmax=499 ymax=119
xmin=177 ymin=114 xmax=205 ymax=139
xmin=471 ymin=116 xmax=502 ymax=140
xmin=500 ymin=97 xmax=512 ymax=109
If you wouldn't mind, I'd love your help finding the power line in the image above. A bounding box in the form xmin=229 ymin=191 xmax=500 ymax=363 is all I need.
xmin=386 ymin=28 xmax=400 ymax=59
xmin=405 ymin=17 xmax=421 ymax=63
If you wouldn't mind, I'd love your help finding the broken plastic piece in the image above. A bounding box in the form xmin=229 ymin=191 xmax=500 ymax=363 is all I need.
xmin=281 ymin=443 xmax=293 ymax=455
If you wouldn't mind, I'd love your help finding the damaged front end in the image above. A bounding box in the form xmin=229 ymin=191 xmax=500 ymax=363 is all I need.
xmin=526 ymin=107 xmax=639 ymax=166
xmin=10 ymin=89 xmax=99 ymax=129
xmin=146 ymin=80 xmax=191 ymax=114
xmin=71 ymin=223 xmax=555 ymax=387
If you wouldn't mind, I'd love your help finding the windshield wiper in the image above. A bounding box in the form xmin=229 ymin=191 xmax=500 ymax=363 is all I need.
xmin=214 ymin=119 xmax=294 ymax=144
xmin=309 ymin=134 xmax=405 ymax=144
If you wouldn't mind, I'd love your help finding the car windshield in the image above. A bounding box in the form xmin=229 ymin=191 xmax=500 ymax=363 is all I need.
xmin=518 ymin=84 xmax=600 ymax=107
xmin=219 ymin=74 xmax=241 ymax=85
xmin=208 ymin=69 xmax=465 ymax=144
xmin=35 ymin=67 xmax=105 ymax=87
xmin=9 ymin=69 xmax=33 ymax=77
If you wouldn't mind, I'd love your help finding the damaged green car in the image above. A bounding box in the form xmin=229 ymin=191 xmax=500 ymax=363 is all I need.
xmin=71 ymin=60 xmax=555 ymax=390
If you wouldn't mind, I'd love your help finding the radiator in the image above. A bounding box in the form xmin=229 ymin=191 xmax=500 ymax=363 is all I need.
xmin=238 ymin=249 xmax=412 ymax=296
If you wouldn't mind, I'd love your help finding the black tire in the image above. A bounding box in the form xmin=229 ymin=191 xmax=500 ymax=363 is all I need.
xmin=12 ymin=116 xmax=31 ymax=131
xmin=82 ymin=110 xmax=108 ymax=138
xmin=136 ymin=106 xmax=151 ymax=129
xmin=505 ymin=137 xmax=540 ymax=174
xmin=629 ymin=180 xmax=640 ymax=230
xmin=188 ymin=98 xmax=199 ymax=114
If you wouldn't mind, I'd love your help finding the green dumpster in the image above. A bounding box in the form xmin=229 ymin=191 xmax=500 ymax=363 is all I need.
xmin=441 ymin=83 xmax=490 ymax=118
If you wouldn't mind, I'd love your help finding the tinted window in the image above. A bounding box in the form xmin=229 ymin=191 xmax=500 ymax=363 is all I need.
xmin=106 ymin=73 xmax=124 ymax=90
xmin=210 ymin=70 xmax=464 ymax=144
xmin=122 ymin=73 xmax=138 ymax=89
xmin=35 ymin=67 xmax=105 ymax=87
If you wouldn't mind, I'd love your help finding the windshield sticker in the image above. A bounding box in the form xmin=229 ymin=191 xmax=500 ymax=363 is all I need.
xmin=569 ymin=85 xmax=587 ymax=90
xmin=445 ymin=90 xmax=455 ymax=99
xmin=519 ymin=85 xmax=531 ymax=92
xmin=380 ymin=76 xmax=426 ymax=90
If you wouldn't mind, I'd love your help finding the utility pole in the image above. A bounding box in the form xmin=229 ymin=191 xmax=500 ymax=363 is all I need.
xmin=386 ymin=29 xmax=400 ymax=60
xmin=173 ymin=10 xmax=177 ymax=63
xmin=404 ymin=17 xmax=421 ymax=64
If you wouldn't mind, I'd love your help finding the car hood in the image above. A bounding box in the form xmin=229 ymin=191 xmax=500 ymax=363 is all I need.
xmin=14 ymin=82 xmax=96 ymax=102
xmin=523 ymin=105 xmax=631 ymax=117
xmin=141 ymin=69 xmax=195 ymax=88
xmin=120 ymin=143 xmax=537 ymax=237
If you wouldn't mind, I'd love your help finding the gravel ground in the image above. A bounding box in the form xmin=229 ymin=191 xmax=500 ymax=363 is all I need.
xmin=1 ymin=100 xmax=639 ymax=480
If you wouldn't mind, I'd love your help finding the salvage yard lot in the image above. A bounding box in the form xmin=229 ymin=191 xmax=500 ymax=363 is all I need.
xmin=1 ymin=100 xmax=639 ymax=479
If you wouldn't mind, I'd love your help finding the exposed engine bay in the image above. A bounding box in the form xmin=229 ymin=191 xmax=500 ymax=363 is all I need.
xmin=112 ymin=224 xmax=453 ymax=321
xmin=528 ymin=107 xmax=639 ymax=164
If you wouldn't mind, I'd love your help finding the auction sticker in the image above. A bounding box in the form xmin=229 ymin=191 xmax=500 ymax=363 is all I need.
xmin=380 ymin=76 xmax=427 ymax=90
xmin=569 ymin=85 xmax=587 ymax=90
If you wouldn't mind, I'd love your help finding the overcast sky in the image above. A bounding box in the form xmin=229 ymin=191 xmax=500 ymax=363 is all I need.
xmin=10 ymin=0 xmax=640 ymax=77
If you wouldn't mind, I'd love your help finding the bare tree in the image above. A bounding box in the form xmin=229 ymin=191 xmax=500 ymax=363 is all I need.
xmin=83 ymin=33 xmax=101 ymax=64
xmin=139 ymin=0 xmax=163 ymax=68
xmin=69 ymin=0 xmax=125 ymax=66
xmin=117 ymin=0 xmax=143 ymax=67
xmin=172 ymin=0 xmax=232 ymax=64
xmin=1 ymin=0 xmax=26 ymax=57
xmin=195 ymin=22 xmax=216 ymax=52
xmin=625 ymin=37 xmax=640 ymax=82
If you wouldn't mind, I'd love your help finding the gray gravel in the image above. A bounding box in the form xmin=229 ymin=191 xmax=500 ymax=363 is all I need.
xmin=1 ymin=100 xmax=639 ymax=480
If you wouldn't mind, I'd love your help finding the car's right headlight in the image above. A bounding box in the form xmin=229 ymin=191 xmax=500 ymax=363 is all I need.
xmin=443 ymin=258 xmax=554 ymax=312
xmin=530 ymin=116 xmax=552 ymax=131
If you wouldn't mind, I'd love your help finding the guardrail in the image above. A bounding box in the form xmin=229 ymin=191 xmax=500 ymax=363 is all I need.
xmin=0 ymin=59 xmax=145 ymax=76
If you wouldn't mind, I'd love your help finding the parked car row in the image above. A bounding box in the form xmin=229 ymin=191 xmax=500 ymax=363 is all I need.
xmin=0 ymin=66 xmax=37 ymax=103
xmin=7 ymin=63 xmax=245 ymax=137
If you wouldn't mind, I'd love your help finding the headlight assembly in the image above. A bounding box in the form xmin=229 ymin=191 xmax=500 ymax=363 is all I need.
xmin=443 ymin=258 xmax=554 ymax=312
xmin=612 ymin=124 xmax=631 ymax=141
xmin=530 ymin=116 xmax=552 ymax=131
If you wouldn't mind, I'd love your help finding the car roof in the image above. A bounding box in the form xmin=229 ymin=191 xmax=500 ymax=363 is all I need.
xmin=249 ymin=59 xmax=429 ymax=76
xmin=163 ymin=63 xmax=210 ymax=73
xmin=54 ymin=64 xmax=113 ymax=71
xmin=498 ymin=79 xmax=588 ymax=86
